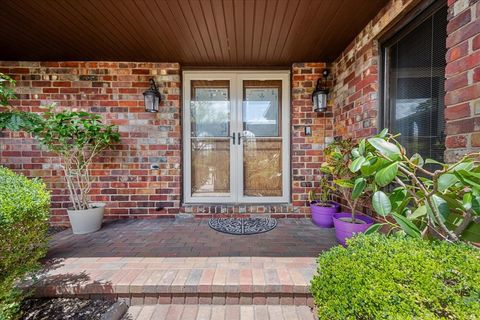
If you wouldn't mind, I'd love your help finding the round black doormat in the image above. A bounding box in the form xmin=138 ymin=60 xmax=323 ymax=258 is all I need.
xmin=208 ymin=217 xmax=277 ymax=235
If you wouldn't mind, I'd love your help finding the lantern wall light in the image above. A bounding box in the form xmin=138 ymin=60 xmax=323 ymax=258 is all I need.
xmin=312 ymin=69 xmax=329 ymax=113
xmin=143 ymin=78 xmax=161 ymax=112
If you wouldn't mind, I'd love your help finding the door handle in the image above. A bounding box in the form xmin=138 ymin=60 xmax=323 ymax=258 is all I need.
xmin=237 ymin=132 xmax=242 ymax=144
xmin=232 ymin=132 xmax=236 ymax=145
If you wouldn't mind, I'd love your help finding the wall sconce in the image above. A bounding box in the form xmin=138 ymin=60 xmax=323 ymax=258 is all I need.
xmin=143 ymin=78 xmax=161 ymax=112
xmin=312 ymin=69 xmax=329 ymax=113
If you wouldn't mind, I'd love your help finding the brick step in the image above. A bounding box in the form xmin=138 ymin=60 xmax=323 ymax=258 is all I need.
xmin=124 ymin=304 xmax=317 ymax=320
xmin=30 ymin=257 xmax=316 ymax=306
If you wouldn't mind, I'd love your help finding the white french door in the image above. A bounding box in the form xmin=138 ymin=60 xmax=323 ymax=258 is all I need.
xmin=183 ymin=71 xmax=290 ymax=204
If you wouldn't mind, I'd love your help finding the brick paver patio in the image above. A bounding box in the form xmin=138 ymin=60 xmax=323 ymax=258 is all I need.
xmin=30 ymin=218 xmax=334 ymax=319
xmin=47 ymin=218 xmax=337 ymax=258
xmin=124 ymin=304 xmax=317 ymax=320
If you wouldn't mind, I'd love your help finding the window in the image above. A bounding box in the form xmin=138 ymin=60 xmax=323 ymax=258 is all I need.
xmin=381 ymin=2 xmax=447 ymax=162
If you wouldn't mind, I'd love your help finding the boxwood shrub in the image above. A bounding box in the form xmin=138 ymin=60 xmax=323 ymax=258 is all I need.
xmin=0 ymin=166 xmax=50 ymax=320
xmin=310 ymin=234 xmax=480 ymax=320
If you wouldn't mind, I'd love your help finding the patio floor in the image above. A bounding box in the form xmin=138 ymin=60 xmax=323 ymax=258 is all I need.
xmin=31 ymin=218 xmax=335 ymax=318
xmin=47 ymin=218 xmax=337 ymax=258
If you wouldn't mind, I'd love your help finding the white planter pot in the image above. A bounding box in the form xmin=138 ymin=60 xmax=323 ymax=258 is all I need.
xmin=67 ymin=203 xmax=105 ymax=234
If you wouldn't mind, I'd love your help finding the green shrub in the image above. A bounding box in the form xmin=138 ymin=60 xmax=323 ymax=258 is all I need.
xmin=310 ymin=234 xmax=480 ymax=320
xmin=0 ymin=166 xmax=50 ymax=320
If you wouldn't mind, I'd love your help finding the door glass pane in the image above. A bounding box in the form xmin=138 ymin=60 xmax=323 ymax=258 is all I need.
xmin=242 ymin=80 xmax=282 ymax=197
xmin=190 ymin=80 xmax=230 ymax=197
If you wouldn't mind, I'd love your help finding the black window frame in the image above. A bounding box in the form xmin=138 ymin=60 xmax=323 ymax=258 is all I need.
xmin=379 ymin=0 xmax=447 ymax=161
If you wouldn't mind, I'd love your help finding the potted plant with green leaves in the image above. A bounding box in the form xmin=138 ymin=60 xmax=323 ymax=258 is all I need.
xmin=321 ymin=139 xmax=373 ymax=245
xmin=29 ymin=105 xmax=120 ymax=234
xmin=308 ymin=176 xmax=340 ymax=228
xmin=352 ymin=129 xmax=480 ymax=243
xmin=1 ymin=78 xmax=120 ymax=234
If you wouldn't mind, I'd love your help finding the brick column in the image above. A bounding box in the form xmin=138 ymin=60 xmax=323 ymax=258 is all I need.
xmin=291 ymin=63 xmax=333 ymax=212
xmin=445 ymin=0 xmax=480 ymax=161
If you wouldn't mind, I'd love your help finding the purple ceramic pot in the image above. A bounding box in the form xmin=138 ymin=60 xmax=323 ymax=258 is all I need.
xmin=329 ymin=201 xmax=341 ymax=212
xmin=310 ymin=201 xmax=340 ymax=228
xmin=333 ymin=212 xmax=374 ymax=246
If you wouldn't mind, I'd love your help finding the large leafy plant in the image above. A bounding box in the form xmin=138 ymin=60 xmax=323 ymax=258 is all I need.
xmin=30 ymin=105 xmax=120 ymax=210
xmin=352 ymin=129 xmax=480 ymax=243
xmin=0 ymin=73 xmax=42 ymax=132
xmin=0 ymin=73 xmax=120 ymax=211
xmin=321 ymin=139 xmax=371 ymax=222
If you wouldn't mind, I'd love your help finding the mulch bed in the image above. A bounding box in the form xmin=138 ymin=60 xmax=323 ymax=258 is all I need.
xmin=21 ymin=298 xmax=115 ymax=320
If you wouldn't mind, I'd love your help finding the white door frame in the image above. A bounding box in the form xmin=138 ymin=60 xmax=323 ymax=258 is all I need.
xmin=183 ymin=70 xmax=290 ymax=204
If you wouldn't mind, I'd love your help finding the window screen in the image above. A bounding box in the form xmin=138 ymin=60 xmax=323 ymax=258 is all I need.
xmin=382 ymin=3 xmax=447 ymax=162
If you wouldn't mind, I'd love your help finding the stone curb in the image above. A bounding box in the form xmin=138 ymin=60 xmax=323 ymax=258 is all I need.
xmin=100 ymin=301 xmax=128 ymax=320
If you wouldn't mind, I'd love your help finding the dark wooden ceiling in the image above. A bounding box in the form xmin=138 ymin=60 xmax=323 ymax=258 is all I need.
xmin=0 ymin=0 xmax=388 ymax=66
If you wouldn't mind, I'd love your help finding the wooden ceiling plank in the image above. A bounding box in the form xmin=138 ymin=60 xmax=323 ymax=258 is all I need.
xmin=265 ymin=0 xmax=288 ymax=64
xmin=155 ymin=0 xmax=198 ymax=64
xmin=251 ymin=0 xmax=266 ymax=64
xmin=278 ymin=0 xmax=314 ymax=64
xmin=188 ymin=0 xmax=219 ymax=64
xmin=167 ymin=0 xmax=209 ymax=65
xmin=5 ymin=1 xmax=88 ymax=58
xmin=202 ymin=0 xmax=231 ymax=65
xmin=199 ymin=0 xmax=226 ymax=64
xmin=258 ymin=0 xmax=277 ymax=64
xmin=222 ymin=0 xmax=238 ymax=64
xmin=233 ymin=0 xmax=246 ymax=64
xmin=243 ymin=0 xmax=255 ymax=65
xmin=90 ymin=0 xmax=144 ymax=59
xmin=273 ymin=0 xmax=301 ymax=64
xmin=109 ymin=0 xmax=167 ymax=61
xmin=53 ymin=0 xmax=124 ymax=60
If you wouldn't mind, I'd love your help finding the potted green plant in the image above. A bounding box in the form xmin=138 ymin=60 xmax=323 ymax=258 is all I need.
xmin=352 ymin=129 xmax=480 ymax=243
xmin=29 ymin=105 xmax=120 ymax=234
xmin=308 ymin=177 xmax=339 ymax=228
xmin=1 ymin=78 xmax=120 ymax=234
xmin=321 ymin=139 xmax=373 ymax=245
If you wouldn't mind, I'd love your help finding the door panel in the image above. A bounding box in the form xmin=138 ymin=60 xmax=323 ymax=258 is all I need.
xmin=183 ymin=71 xmax=289 ymax=204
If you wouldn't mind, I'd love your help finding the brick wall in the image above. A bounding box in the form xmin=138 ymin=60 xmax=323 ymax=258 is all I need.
xmin=291 ymin=63 xmax=333 ymax=213
xmin=331 ymin=0 xmax=417 ymax=139
xmin=0 ymin=61 xmax=181 ymax=224
xmin=444 ymin=0 xmax=480 ymax=162
xmin=0 ymin=61 xmax=333 ymax=223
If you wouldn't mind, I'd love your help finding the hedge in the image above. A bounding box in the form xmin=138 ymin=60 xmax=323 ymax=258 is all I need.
xmin=0 ymin=166 xmax=50 ymax=320
xmin=310 ymin=234 xmax=480 ymax=320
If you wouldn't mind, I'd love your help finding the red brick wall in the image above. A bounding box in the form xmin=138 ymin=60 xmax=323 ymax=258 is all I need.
xmin=332 ymin=0 xmax=417 ymax=139
xmin=291 ymin=63 xmax=333 ymax=213
xmin=444 ymin=0 xmax=480 ymax=162
xmin=0 ymin=61 xmax=181 ymax=224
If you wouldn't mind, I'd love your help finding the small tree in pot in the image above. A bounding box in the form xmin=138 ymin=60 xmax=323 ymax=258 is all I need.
xmin=1 ymin=78 xmax=120 ymax=234
xmin=308 ymin=177 xmax=339 ymax=228
xmin=321 ymin=139 xmax=373 ymax=245
xmin=30 ymin=105 xmax=120 ymax=234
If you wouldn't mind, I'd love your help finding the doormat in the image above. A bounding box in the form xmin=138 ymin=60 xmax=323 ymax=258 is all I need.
xmin=208 ymin=217 xmax=277 ymax=235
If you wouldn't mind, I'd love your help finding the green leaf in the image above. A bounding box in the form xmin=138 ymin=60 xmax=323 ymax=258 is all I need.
xmin=372 ymin=191 xmax=391 ymax=216
xmin=463 ymin=193 xmax=472 ymax=211
xmin=349 ymin=156 xmax=366 ymax=173
xmin=365 ymin=223 xmax=383 ymax=235
xmin=374 ymin=162 xmax=398 ymax=187
xmin=391 ymin=212 xmax=421 ymax=238
xmin=410 ymin=153 xmax=424 ymax=167
xmin=426 ymin=195 xmax=450 ymax=222
xmin=358 ymin=139 xmax=366 ymax=155
xmin=377 ymin=128 xmax=388 ymax=138
xmin=368 ymin=137 xmax=401 ymax=160
xmin=425 ymin=158 xmax=444 ymax=166
xmin=351 ymin=178 xmax=366 ymax=200
xmin=438 ymin=173 xmax=458 ymax=192
xmin=409 ymin=205 xmax=427 ymax=220
xmin=334 ymin=179 xmax=354 ymax=189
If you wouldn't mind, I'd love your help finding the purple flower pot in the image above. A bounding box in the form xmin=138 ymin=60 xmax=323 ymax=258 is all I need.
xmin=310 ymin=201 xmax=340 ymax=228
xmin=333 ymin=212 xmax=374 ymax=246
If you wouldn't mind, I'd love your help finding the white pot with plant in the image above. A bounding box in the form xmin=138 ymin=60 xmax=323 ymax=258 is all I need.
xmin=29 ymin=105 xmax=120 ymax=234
